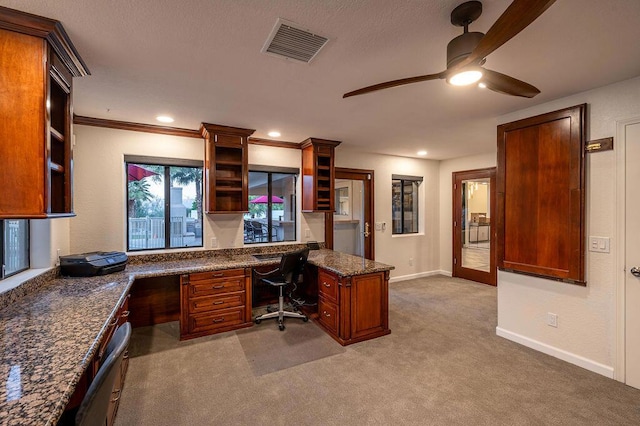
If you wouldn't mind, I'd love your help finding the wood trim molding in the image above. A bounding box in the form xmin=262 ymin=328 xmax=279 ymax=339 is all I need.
xmin=300 ymin=137 xmax=341 ymax=149
xmin=73 ymin=115 xmax=202 ymax=138
xmin=248 ymin=137 xmax=302 ymax=149
xmin=0 ymin=6 xmax=89 ymax=76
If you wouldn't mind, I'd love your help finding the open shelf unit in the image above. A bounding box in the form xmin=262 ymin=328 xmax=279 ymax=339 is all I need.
xmin=301 ymin=138 xmax=341 ymax=212
xmin=201 ymin=123 xmax=255 ymax=213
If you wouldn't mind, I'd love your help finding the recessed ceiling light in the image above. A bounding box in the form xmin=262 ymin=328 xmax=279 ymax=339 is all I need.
xmin=417 ymin=150 xmax=427 ymax=156
xmin=268 ymin=131 xmax=281 ymax=138
xmin=156 ymin=116 xmax=174 ymax=123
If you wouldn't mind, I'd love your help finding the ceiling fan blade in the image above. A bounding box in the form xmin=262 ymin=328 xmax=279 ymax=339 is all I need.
xmin=481 ymin=68 xmax=540 ymax=98
xmin=343 ymin=71 xmax=446 ymax=98
xmin=455 ymin=0 xmax=556 ymax=70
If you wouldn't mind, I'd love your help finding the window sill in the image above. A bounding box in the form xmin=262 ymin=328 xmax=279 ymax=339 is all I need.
xmin=391 ymin=233 xmax=424 ymax=238
xmin=0 ymin=267 xmax=52 ymax=296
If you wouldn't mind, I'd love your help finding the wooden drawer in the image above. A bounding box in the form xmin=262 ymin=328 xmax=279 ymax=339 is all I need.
xmin=189 ymin=275 xmax=245 ymax=298
xmin=318 ymin=269 xmax=338 ymax=303
xmin=189 ymin=292 xmax=245 ymax=314
xmin=318 ymin=298 xmax=338 ymax=335
xmin=189 ymin=268 xmax=245 ymax=282
xmin=188 ymin=307 xmax=245 ymax=334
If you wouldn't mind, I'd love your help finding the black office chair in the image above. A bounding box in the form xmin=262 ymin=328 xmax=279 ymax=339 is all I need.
xmin=76 ymin=322 xmax=132 ymax=426
xmin=254 ymin=248 xmax=309 ymax=331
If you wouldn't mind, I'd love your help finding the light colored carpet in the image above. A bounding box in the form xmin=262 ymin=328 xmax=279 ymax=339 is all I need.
xmin=115 ymin=276 xmax=640 ymax=425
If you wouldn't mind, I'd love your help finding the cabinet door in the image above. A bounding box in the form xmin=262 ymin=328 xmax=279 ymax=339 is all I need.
xmin=350 ymin=272 xmax=388 ymax=340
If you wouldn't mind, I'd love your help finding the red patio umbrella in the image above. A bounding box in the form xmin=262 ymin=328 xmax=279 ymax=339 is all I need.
xmin=128 ymin=164 xmax=158 ymax=181
xmin=250 ymin=195 xmax=284 ymax=203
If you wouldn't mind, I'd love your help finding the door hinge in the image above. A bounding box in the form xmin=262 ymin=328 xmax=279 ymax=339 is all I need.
xmin=454 ymin=258 xmax=457 ymax=265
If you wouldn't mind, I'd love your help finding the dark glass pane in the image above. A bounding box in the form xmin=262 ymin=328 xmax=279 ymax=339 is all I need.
xmin=3 ymin=219 xmax=29 ymax=277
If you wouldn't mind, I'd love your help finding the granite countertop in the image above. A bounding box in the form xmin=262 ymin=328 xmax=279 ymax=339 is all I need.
xmin=0 ymin=247 xmax=393 ymax=425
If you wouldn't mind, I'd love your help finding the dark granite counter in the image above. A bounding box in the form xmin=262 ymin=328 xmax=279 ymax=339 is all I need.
xmin=0 ymin=247 xmax=393 ymax=425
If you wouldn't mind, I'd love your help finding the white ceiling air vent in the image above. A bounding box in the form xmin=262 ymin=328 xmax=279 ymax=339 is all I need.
xmin=261 ymin=18 xmax=329 ymax=64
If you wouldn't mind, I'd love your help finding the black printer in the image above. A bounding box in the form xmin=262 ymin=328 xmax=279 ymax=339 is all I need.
xmin=59 ymin=251 xmax=128 ymax=277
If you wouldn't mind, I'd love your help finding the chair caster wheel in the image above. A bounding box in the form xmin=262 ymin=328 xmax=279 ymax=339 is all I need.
xmin=279 ymin=323 xmax=285 ymax=331
xmin=255 ymin=318 xmax=262 ymax=324
xmin=302 ymin=316 xmax=309 ymax=322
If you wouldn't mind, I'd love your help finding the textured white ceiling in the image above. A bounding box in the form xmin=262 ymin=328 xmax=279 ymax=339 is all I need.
xmin=3 ymin=0 xmax=640 ymax=159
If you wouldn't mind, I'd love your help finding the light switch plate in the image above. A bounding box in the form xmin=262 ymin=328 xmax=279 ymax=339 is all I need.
xmin=589 ymin=236 xmax=610 ymax=253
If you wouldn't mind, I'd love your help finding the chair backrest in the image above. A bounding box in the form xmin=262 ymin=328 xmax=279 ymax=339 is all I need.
xmin=278 ymin=248 xmax=309 ymax=285
xmin=76 ymin=322 xmax=132 ymax=426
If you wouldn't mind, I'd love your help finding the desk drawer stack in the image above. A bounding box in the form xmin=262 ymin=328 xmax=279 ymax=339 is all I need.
xmin=180 ymin=268 xmax=253 ymax=339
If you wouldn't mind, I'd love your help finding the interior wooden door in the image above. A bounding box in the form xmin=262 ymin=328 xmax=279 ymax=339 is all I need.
xmin=624 ymin=121 xmax=640 ymax=389
xmin=453 ymin=168 xmax=496 ymax=285
xmin=327 ymin=168 xmax=375 ymax=260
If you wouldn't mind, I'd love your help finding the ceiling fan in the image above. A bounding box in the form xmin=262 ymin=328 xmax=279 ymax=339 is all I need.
xmin=343 ymin=0 xmax=556 ymax=99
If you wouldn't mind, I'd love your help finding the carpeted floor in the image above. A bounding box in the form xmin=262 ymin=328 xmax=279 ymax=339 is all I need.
xmin=115 ymin=276 xmax=640 ymax=425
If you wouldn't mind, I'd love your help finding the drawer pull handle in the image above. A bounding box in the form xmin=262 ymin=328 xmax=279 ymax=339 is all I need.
xmin=323 ymin=311 xmax=331 ymax=317
xmin=323 ymin=282 xmax=331 ymax=288
xmin=123 ymin=350 xmax=129 ymax=360
xmin=212 ymin=285 xmax=224 ymax=289
xmin=111 ymin=389 xmax=122 ymax=402
xmin=109 ymin=317 xmax=118 ymax=326
xmin=213 ymin=318 xmax=225 ymax=323
xmin=212 ymin=272 xmax=224 ymax=277
xmin=213 ymin=301 xmax=224 ymax=305
xmin=121 ymin=310 xmax=130 ymax=317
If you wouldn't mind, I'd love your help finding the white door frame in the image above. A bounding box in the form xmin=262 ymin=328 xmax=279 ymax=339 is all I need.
xmin=615 ymin=116 xmax=640 ymax=382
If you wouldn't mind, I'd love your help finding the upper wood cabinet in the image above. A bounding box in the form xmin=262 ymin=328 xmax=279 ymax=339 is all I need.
xmin=201 ymin=123 xmax=255 ymax=213
xmin=0 ymin=7 xmax=89 ymax=218
xmin=301 ymin=138 xmax=341 ymax=212
xmin=497 ymin=104 xmax=586 ymax=284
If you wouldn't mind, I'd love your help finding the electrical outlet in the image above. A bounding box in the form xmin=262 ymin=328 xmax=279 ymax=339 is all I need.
xmin=547 ymin=312 xmax=558 ymax=328
xmin=304 ymin=229 xmax=311 ymax=238
xmin=56 ymin=249 xmax=61 ymax=266
xmin=210 ymin=237 xmax=218 ymax=248
xmin=409 ymin=257 xmax=414 ymax=266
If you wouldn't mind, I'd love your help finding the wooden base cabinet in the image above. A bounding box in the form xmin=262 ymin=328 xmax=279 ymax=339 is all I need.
xmin=180 ymin=268 xmax=253 ymax=339
xmin=316 ymin=269 xmax=390 ymax=346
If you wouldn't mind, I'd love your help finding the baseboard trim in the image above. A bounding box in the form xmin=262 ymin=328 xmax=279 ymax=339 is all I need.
xmin=390 ymin=270 xmax=451 ymax=283
xmin=496 ymin=327 xmax=614 ymax=378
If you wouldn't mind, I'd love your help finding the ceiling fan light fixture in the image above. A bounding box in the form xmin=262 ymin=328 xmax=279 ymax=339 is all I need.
xmin=447 ymin=68 xmax=483 ymax=86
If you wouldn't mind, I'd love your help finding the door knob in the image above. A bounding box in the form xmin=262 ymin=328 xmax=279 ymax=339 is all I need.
xmin=631 ymin=267 xmax=640 ymax=277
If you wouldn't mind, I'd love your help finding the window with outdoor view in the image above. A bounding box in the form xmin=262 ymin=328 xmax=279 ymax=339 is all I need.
xmin=125 ymin=156 xmax=203 ymax=251
xmin=1 ymin=219 xmax=29 ymax=279
xmin=244 ymin=168 xmax=297 ymax=244
xmin=392 ymin=175 xmax=422 ymax=235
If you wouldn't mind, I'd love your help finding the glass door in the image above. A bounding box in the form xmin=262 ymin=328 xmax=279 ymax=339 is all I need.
xmin=333 ymin=179 xmax=365 ymax=257
xmin=453 ymin=168 xmax=496 ymax=285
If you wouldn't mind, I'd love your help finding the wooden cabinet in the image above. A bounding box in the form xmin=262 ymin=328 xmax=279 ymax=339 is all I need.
xmin=201 ymin=123 xmax=255 ymax=213
xmin=180 ymin=268 xmax=253 ymax=339
xmin=301 ymin=138 xmax=341 ymax=212
xmin=316 ymin=268 xmax=390 ymax=345
xmin=0 ymin=7 xmax=89 ymax=218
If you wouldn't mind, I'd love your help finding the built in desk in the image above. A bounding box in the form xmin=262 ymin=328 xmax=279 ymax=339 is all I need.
xmin=0 ymin=245 xmax=393 ymax=425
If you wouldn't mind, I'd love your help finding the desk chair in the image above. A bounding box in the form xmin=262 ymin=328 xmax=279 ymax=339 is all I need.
xmin=76 ymin=322 xmax=131 ymax=426
xmin=254 ymin=248 xmax=309 ymax=331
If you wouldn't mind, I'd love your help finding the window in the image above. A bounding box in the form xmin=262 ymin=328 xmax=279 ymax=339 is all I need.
xmin=126 ymin=156 xmax=203 ymax=251
xmin=1 ymin=219 xmax=29 ymax=279
xmin=244 ymin=167 xmax=297 ymax=244
xmin=392 ymin=175 xmax=422 ymax=234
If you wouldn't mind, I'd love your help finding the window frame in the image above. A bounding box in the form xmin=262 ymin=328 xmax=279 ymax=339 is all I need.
xmin=125 ymin=156 xmax=204 ymax=252
xmin=245 ymin=166 xmax=298 ymax=245
xmin=1 ymin=219 xmax=30 ymax=280
xmin=392 ymin=174 xmax=422 ymax=235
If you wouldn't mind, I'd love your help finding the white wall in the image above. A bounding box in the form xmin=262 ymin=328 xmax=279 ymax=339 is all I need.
xmin=496 ymin=76 xmax=640 ymax=378
xmin=438 ymin=152 xmax=496 ymax=274
xmin=335 ymin=148 xmax=440 ymax=280
xmin=71 ymin=126 xmax=204 ymax=253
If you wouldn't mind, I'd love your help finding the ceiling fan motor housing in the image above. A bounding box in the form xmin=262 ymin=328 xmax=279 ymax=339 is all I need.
xmin=447 ymin=31 xmax=484 ymax=68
